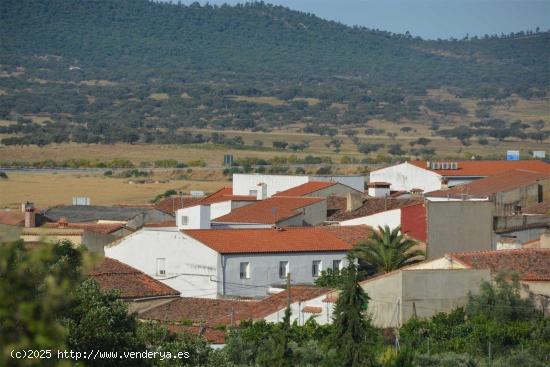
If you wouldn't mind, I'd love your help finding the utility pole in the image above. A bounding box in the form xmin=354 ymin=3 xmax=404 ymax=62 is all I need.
xmin=231 ymin=307 xmax=235 ymax=328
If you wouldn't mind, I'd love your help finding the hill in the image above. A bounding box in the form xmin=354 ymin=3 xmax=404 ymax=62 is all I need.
xmin=0 ymin=0 xmax=548 ymax=147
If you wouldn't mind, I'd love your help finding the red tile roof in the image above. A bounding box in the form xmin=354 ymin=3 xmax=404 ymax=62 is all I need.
xmin=524 ymin=201 xmax=550 ymax=215
xmin=448 ymin=249 xmax=550 ymax=281
xmin=184 ymin=227 xmax=357 ymax=254
xmin=139 ymin=297 xmax=257 ymax=326
xmin=252 ymin=286 xmax=335 ymax=319
xmin=89 ymin=258 xmax=180 ymax=299
xmin=329 ymin=197 xmax=423 ymax=221
xmin=213 ymin=196 xmax=324 ymax=224
xmin=273 ymin=181 xmax=338 ymax=197
xmin=199 ymin=187 xmax=256 ymax=205
xmin=0 ymin=211 xmax=25 ymax=226
xmin=154 ymin=188 xmax=256 ymax=214
xmin=154 ymin=196 xmax=206 ymax=214
xmin=43 ymin=222 xmax=125 ymax=234
xmin=409 ymin=160 xmax=550 ymax=177
xmin=322 ymin=225 xmax=373 ymax=246
xmin=426 ymin=169 xmax=550 ymax=198
xmin=165 ymin=324 xmax=227 ymax=345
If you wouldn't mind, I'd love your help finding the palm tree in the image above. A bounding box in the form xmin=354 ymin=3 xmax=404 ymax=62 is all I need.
xmin=352 ymin=225 xmax=425 ymax=274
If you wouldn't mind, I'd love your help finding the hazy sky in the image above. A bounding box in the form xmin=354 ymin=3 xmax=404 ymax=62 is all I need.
xmin=173 ymin=0 xmax=550 ymax=39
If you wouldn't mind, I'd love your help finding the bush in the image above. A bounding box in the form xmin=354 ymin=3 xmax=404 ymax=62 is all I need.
xmin=0 ymin=171 xmax=8 ymax=179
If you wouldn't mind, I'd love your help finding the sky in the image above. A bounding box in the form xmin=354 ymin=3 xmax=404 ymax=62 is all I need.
xmin=173 ymin=0 xmax=550 ymax=40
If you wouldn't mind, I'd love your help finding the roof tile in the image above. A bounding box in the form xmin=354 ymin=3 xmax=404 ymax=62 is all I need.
xmin=273 ymin=181 xmax=337 ymax=197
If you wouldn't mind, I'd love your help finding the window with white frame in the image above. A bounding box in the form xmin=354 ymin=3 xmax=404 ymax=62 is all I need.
xmin=332 ymin=259 xmax=342 ymax=272
xmin=279 ymin=261 xmax=289 ymax=279
xmin=180 ymin=215 xmax=189 ymax=225
xmin=312 ymin=260 xmax=322 ymax=277
xmin=156 ymin=258 xmax=166 ymax=276
xmin=240 ymin=262 xmax=250 ymax=279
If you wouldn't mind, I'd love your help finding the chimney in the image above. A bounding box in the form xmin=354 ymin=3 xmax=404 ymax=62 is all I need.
xmin=540 ymin=230 xmax=550 ymax=249
xmin=256 ymin=182 xmax=267 ymax=200
xmin=23 ymin=202 xmax=36 ymax=228
xmin=176 ymin=205 xmax=211 ymax=230
xmin=367 ymin=182 xmax=391 ymax=198
xmin=346 ymin=192 xmax=363 ymax=212
xmin=410 ymin=188 xmax=424 ymax=197
xmin=440 ymin=178 xmax=449 ymax=190
xmin=58 ymin=217 xmax=68 ymax=228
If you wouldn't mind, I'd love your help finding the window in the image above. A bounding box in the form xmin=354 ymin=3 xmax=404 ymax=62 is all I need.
xmin=538 ymin=184 xmax=543 ymax=203
xmin=156 ymin=258 xmax=166 ymax=276
xmin=312 ymin=260 xmax=322 ymax=277
xmin=180 ymin=215 xmax=189 ymax=225
xmin=249 ymin=189 xmax=258 ymax=196
xmin=279 ymin=261 xmax=289 ymax=279
xmin=240 ymin=262 xmax=250 ymax=279
xmin=333 ymin=260 xmax=342 ymax=272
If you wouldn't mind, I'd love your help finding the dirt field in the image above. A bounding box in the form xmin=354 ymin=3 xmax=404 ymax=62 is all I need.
xmin=0 ymin=171 xmax=227 ymax=209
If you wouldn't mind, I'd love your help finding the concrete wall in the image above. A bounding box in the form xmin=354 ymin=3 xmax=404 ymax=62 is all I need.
xmin=81 ymin=231 xmax=116 ymax=254
xmin=0 ymin=224 xmax=21 ymax=242
xmin=219 ymin=251 xmax=349 ymax=298
xmin=361 ymin=268 xmax=491 ymax=328
xmin=494 ymin=178 xmax=550 ymax=216
xmin=340 ymin=208 xmax=401 ymax=228
xmin=126 ymin=296 xmax=180 ymax=314
xmin=305 ymin=182 xmax=362 ymax=198
xmin=370 ymin=163 xmax=442 ymax=192
xmin=105 ymin=228 xmax=219 ymax=298
xmin=427 ymin=201 xmax=493 ymax=259
xmin=309 ymin=176 xmax=365 ymax=193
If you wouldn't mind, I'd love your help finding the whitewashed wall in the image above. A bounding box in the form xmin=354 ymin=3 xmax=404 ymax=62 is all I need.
xmin=105 ymin=228 xmax=219 ymax=298
xmin=339 ymin=208 xmax=401 ymax=228
xmin=233 ymin=174 xmax=309 ymax=197
xmin=263 ymin=292 xmax=336 ymax=325
xmin=370 ymin=162 xmax=442 ymax=192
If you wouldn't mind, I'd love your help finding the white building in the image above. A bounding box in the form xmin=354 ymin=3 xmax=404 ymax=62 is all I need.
xmin=232 ymin=174 xmax=365 ymax=198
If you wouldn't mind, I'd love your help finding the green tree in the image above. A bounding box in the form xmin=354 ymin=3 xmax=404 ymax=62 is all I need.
xmin=329 ymin=256 xmax=375 ymax=367
xmin=352 ymin=226 xmax=425 ymax=274
xmin=0 ymin=240 xmax=86 ymax=366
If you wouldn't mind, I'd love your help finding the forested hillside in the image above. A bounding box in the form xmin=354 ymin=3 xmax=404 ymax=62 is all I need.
xmin=0 ymin=0 xmax=548 ymax=146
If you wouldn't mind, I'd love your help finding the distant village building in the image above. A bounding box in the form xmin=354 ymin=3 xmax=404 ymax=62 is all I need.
xmin=89 ymin=257 xmax=180 ymax=314
xmin=105 ymin=225 xmax=370 ymax=298
xmin=370 ymin=160 xmax=550 ymax=192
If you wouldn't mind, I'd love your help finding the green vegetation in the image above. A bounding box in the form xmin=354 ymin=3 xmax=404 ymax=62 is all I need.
xmin=0 ymin=1 xmax=548 ymax=147
xmin=352 ymin=225 xmax=425 ymax=274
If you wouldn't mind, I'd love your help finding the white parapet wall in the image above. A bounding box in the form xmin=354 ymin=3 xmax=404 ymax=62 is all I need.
xmin=370 ymin=162 xmax=442 ymax=192
xmin=339 ymin=208 xmax=401 ymax=229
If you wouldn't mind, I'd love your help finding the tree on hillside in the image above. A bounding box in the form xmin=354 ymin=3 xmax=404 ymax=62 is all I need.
xmin=352 ymin=226 xmax=425 ymax=274
xmin=329 ymin=256 xmax=376 ymax=367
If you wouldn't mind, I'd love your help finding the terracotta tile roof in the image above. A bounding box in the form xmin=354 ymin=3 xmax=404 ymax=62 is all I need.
xmin=213 ymin=196 xmax=324 ymax=224
xmin=43 ymin=222 xmax=125 ymax=234
xmin=184 ymin=227 xmax=356 ymax=254
xmin=322 ymin=225 xmax=372 ymax=246
xmin=199 ymin=187 xmax=256 ymax=205
xmin=0 ymin=211 xmax=25 ymax=226
xmin=448 ymin=249 xmax=550 ymax=281
xmin=140 ymin=297 xmax=257 ymax=326
xmin=165 ymin=324 xmax=227 ymax=345
xmin=524 ymin=201 xmax=550 ymax=215
xmin=273 ymin=181 xmax=337 ymax=197
xmin=154 ymin=196 xmax=203 ymax=214
xmin=89 ymin=258 xmax=180 ymax=299
xmin=409 ymin=160 xmax=550 ymax=177
xmin=251 ymin=286 xmax=334 ymax=319
xmin=426 ymin=169 xmax=550 ymax=198
xmin=154 ymin=188 xmax=256 ymax=214
xmin=329 ymin=197 xmax=423 ymax=221
xmin=302 ymin=306 xmax=322 ymax=314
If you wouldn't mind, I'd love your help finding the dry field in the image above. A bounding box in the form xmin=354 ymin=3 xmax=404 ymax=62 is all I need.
xmin=0 ymin=171 xmax=227 ymax=210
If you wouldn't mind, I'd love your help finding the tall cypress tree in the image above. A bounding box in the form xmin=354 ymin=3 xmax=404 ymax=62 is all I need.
xmin=330 ymin=255 xmax=373 ymax=367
